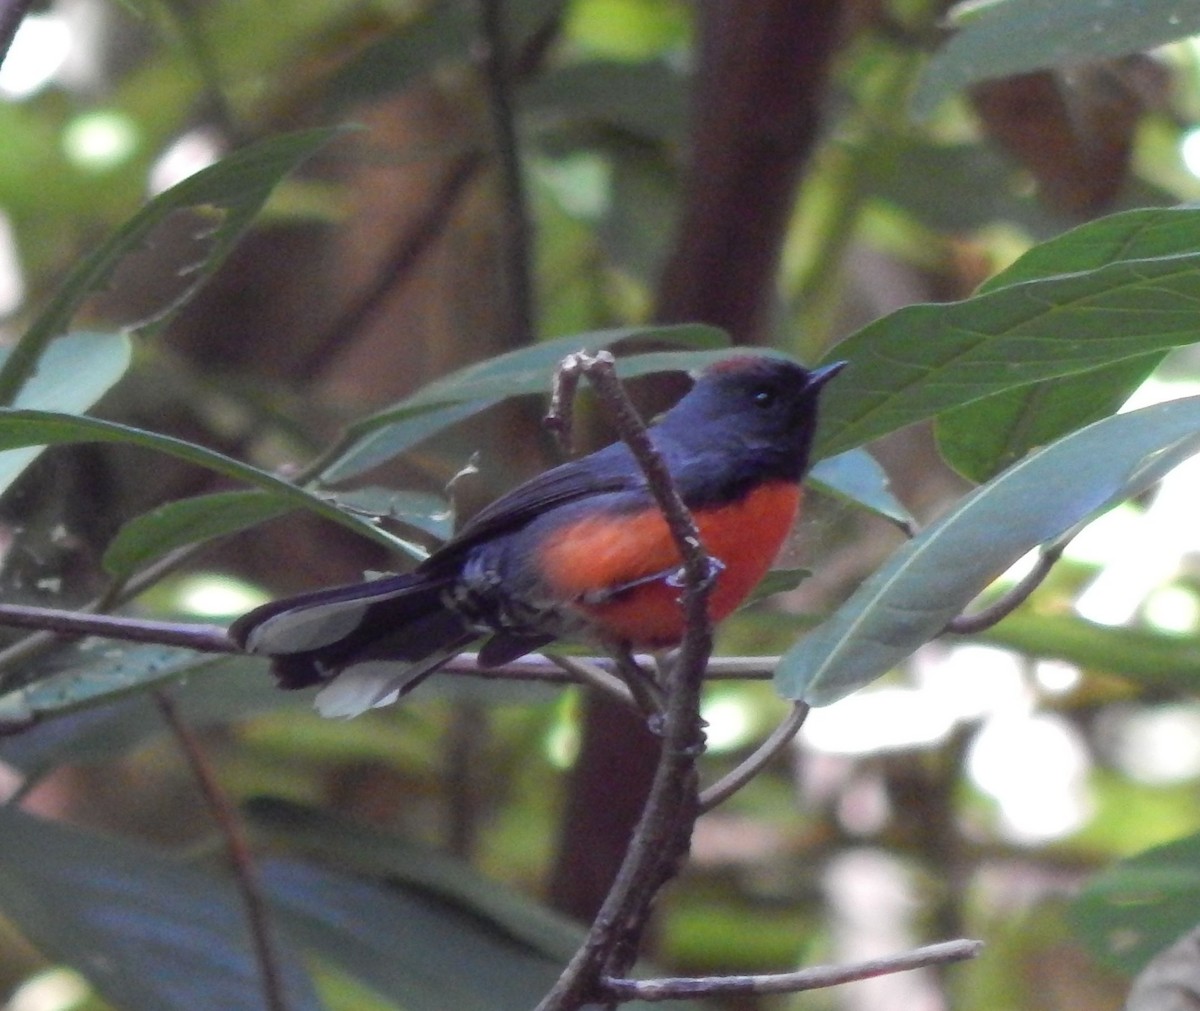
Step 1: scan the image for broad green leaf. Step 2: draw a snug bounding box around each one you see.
[937,206,1200,479]
[0,409,420,556]
[261,858,567,1011]
[250,801,684,1011]
[809,449,912,526]
[1070,833,1200,974]
[248,799,580,960]
[0,807,323,1011]
[913,0,1200,116]
[0,646,224,733]
[102,490,296,580]
[814,251,1200,459]
[936,355,1163,481]
[322,324,729,482]
[780,397,1200,705]
[979,206,1200,293]
[0,331,131,494]
[0,127,344,403]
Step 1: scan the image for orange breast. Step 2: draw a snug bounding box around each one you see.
[536,481,802,646]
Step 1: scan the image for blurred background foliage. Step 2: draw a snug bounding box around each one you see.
[2,0,1200,1009]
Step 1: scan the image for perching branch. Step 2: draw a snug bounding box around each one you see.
[535,349,716,1010]
[0,602,237,653]
[600,938,984,1001]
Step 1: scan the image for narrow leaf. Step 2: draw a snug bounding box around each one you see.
[0,409,420,556]
[0,647,224,733]
[0,127,344,403]
[780,397,1200,705]
[322,324,729,482]
[0,331,131,494]
[103,490,296,580]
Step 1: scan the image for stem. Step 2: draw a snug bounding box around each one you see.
[601,939,984,1001]
[155,692,290,1011]
[699,702,809,812]
[944,542,1065,635]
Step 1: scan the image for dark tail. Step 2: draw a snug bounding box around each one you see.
[229,572,473,692]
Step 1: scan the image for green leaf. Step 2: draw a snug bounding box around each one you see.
[813,251,1200,459]
[0,655,303,778]
[261,858,566,1011]
[0,127,344,403]
[0,646,224,733]
[936,206,1200,479]
[248,799,580,961]
[913,0,1200,116]
[321,324,729,482]
[809,449,912,526]
[0,331,131,495]
[979,206,1200,292]
[936,355,1164,481]
[1070,833,1200,974]
[779,396,1200,705]
[0,807,324,1011]
[102,490,296,580]
[0,408,421,557]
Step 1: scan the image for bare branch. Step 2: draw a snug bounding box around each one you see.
[0,602,237,652]
[699,701,809,812]
[548,654,637,708]
[601,939,984,1001]
[155,692,290,1011]
[535,350,715,1010]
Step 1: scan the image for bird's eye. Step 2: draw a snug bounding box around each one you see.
[752,387,776,407]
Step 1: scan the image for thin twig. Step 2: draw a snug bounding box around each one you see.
[698,702,809,812]
[944,542,1066,635]
[155,692,290,1011]
[477,0,536,342]
[0,602,236,652]
[548,654,637,708]
[601,939,984,1001]
[535,350,715,1010]
[0,0,35,71]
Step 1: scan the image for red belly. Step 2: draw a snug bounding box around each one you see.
[536,482,802,646]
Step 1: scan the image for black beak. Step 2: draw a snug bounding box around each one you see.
[807,360,848,391]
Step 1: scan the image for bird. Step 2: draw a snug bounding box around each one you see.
[229,354,845,717]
